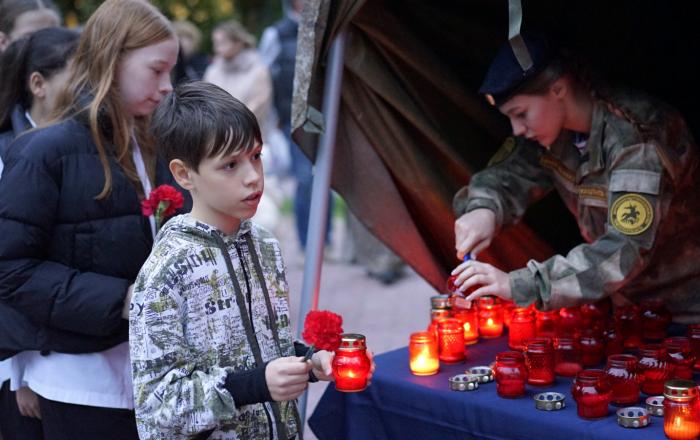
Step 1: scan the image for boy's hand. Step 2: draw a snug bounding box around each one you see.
[122,284,134,320]
[310,350,334,381]
[265,356,312,401]
[455,209,496,260]
[16,387,41,419]
[450,260,512,303]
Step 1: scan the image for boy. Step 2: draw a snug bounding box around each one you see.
[129,81,333,440]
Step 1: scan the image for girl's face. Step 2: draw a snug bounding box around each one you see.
[499,88,566,148]
[116,37,178,117]
[212,30,244,60]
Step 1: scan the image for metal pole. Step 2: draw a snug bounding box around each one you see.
[295,29,347,428]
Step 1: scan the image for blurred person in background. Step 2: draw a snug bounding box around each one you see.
[205,19,287,232]
[171,20,208,83]
[0,0,61,51]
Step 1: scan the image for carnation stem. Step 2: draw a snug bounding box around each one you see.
[303,345,315,361]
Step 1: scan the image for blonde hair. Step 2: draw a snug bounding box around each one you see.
[53,0,174,199]
[213,20,255,49]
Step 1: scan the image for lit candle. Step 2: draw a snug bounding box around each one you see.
[663,379,700,440]
[409,332,439,376]
[438,318,465,364]
[478,296,504,338]
[333,334,371,392]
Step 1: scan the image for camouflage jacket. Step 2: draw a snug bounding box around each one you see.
[129,214,300,439]
[454,90,700,322]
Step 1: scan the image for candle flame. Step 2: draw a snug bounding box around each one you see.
[464,322,471,332]
[487,318,494,326]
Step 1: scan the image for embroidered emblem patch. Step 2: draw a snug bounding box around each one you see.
[610,194,653,235]
[488,137,517,166]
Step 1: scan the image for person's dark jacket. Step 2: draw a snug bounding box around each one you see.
[0,114,190,360]
[0,104,32,163]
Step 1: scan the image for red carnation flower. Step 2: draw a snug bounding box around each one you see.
[302,310,344,352]
[141,184,184,231]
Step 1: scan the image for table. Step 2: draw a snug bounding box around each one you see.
[308,335,673,440]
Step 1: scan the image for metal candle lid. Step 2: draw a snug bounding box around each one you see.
[431,295,451,309]
[468,366,495,383]
[664,379,699,402]
[616,407,650,428]
[645,396,664,417]
[337,334,366,352]
[533,392,565,411]
[448,374,480,391]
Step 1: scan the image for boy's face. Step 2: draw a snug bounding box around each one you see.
[186,143,264,233]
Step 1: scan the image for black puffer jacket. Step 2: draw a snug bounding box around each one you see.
[0,115,189,360]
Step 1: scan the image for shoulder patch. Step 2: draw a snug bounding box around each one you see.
[488,137,517,166]
[610,193,653,235]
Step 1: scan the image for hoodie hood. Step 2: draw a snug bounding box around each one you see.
[156,214,252,246]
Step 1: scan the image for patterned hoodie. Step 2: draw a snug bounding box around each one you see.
[129,214,300,439]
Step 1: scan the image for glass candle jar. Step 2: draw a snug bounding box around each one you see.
[430,294,451,323]
[502,300,517,328]
[477,296,503,338]
[640,299,671,341]
[427,316,448,343]
[664,379,700,440]
[605,354,640,406]
[604,323,624,357]
[509,308,536,351]
[332,334,371,392]
[571,369,612,419]
[580,301,607,332]
[664,337,695,380]
[437,318,465,364]
[580,329,605,367]
[558,307,582,337]
[536,309,559,339]
[688,324,700,371]
[408,331,439,376]
[615,305,643,349]
[638,343,673,395]
[525,338,555,386]
[554,336,583,377]
[450,296,479,345]
[430,308,450,323]
[494,351,527,398]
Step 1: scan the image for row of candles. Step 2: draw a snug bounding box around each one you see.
[408,294,700,439]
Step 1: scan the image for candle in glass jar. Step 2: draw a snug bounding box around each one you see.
[571,369,612,419]
[332,334,371,392]
[478,296,503,338]
[494,351,527,398]
[509,308,536,351]
[664,337,695,380]
[438,318,465,364]
[664,380,700,440]
[408,331,439,376]
[451,296,479,345]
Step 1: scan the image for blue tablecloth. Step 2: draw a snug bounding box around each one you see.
[309,335,673,440]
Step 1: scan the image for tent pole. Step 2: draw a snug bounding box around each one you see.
[295,29,347,429]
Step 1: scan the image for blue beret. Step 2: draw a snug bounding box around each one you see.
[479,33,556,107]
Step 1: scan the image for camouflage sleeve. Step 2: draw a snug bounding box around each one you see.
[510,142,667,310]
[453,137,553,230]
[130,270,238,437]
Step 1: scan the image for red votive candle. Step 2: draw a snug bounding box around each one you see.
[333,334,371,392]
[525,338,555,386]
[438,318,465,364]
[558,307,582,337]
[477,296,503,338]
[502,300,517,328]
[664,380,700,440]
[495,351,527,398]
[450,296,479,345]
[605,354,640,406]
[638,343,673,395]
[554,336,583,377]
[408,331,439,376]
[688,324,700,371]
[509,307,536,351]
[580,329,605,367]
[580,301,607,332]
[615,305,643,349]
[572,369,612,419]
[640,299,671,341]
[604,323,624,357]
[536,309,559,339]
[664,337,695,380]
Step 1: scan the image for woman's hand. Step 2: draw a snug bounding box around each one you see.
[310,350,334,381]
[454,209,496,260]
[450,260,512,303]
[16,387,41,419]
[265,356,312,401]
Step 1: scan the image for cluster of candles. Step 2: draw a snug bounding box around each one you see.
[409,294,700,438]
